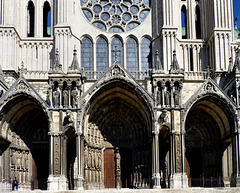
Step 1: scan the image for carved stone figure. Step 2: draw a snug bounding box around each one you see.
[71,87,78,108]
[53,89,60,107]
[62,89,69,108]
[115,148,121,189]
[156,86,162,106]
[173,87,180,106]
[165,90,171,106]
[63,110,74,127]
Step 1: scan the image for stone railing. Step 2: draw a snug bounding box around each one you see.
[184,71,208,81]
[83,69,152,80]
[179,40,206,72]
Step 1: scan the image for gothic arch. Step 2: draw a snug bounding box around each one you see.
[183,92,236,135]
[79,67,154,188]
[183,91,236,187]
[0,91,50,190]
[79,63,154,135]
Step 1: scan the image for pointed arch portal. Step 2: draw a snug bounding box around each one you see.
[0,94,49,190]
[185,95,235,187]
[83,80,153,189]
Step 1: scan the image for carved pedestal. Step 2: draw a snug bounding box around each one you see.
[47,175,68,190]
[170,173,188,189]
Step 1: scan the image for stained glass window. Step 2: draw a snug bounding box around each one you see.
[141,38,151,71]
[80,0,151,32]
[96,37,108,71]
[126,38,138,71]
[81,37,93,71]
[111,37,123,65]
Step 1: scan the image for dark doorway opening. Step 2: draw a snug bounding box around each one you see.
[120,148,133,188]
[186,149,202,187]
[66,127,76,190]
[31,144,49,190]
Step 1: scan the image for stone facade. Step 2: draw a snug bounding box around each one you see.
[0,0,240,191]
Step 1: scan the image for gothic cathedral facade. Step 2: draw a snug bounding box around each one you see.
[0,0,240,191]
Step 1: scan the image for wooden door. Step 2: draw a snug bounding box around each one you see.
[104,149,115,188]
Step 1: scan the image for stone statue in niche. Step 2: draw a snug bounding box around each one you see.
[53,89,60,107]
[156,86,162,106]
[84,146,88,169]
[165,90,171,106]
[115,147,121,189]
[173,86,180,106]
[62,89,69,108]
[71,87,78,108]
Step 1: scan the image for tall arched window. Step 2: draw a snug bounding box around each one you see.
[141,38,151,71]
[43,1,51,37]
[96,37,108,71]
[126,37,138,71]
[181,5,187,39]
[0,0,2,25]
[195,5,201,39]
[233,0,240,39]
[81,37,93,71]
[111,37,123,65]
[27,1,35,37]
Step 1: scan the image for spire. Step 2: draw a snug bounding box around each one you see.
[171,50,180,70]
[234,47,240,72]
[18,61,27,77]
[50,49,62,73]
[154,50,163,71]
[69,46,80,71]
[54,49,60,69]
[170,50,183,74]
[228,57,233,73]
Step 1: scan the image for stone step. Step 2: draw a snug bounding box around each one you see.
[3,188,240,193]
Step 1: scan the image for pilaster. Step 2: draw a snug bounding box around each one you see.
[169,109,188,189]
[76,132,84,190]
[152,111,161,189]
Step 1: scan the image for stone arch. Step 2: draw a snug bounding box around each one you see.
[0,91,50,190]
[79,73,154,189]
[183,92,236,187]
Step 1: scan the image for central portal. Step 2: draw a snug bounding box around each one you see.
[83,81,152,190]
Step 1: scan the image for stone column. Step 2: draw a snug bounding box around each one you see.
[152,121,161,189]
[76,132,84,190]
[47,133,68,190]
[236,127,240,186]
[169,110,188,188]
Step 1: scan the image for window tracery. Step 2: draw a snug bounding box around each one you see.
[80,0,150,32]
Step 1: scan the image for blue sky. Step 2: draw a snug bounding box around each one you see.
[233,0,240,29]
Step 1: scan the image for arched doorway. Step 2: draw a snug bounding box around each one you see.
[185,95,235,187]
[82,81,153,189]
[0,94,49,190]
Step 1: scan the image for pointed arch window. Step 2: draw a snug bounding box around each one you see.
[43,1,51,37]
[126,37,138,71]
[195,5,201,39]
[141,37,151,71]
[27,1,35,37]
[81,37,93,71]
[181,5,187,39]
[96,37,108,71]
[111,37,123,65]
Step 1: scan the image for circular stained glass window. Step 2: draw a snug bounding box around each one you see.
[80,0,151,32]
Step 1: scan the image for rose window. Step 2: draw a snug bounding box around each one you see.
[80,0,151,33]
